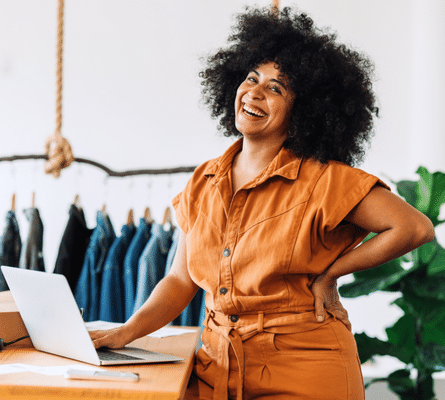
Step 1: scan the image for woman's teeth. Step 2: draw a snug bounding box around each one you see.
[243,104,266,117]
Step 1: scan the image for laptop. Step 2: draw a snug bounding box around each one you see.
[1,266,184,366]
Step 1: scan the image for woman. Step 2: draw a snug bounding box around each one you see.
[90,7,435,399]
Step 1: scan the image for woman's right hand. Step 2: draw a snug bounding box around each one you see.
[89,326,132,349]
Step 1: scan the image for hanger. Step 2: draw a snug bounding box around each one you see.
[144,206,153,224]
[11,193,16,212]
[162,206,173,231]
[127,209,134,226]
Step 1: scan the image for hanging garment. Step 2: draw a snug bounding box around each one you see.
[164,228,181,326]
[19,207,45,271]
[164,226,180,276]
[132,223,173,314]
[99,223,136,323]
[123,218,151,321]
[0,210,22,292]
[166,230,205,327]
[75,210,115,322]
[179,288,204,327]
[53,204,93,292]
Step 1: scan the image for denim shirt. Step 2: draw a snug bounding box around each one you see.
[0,211,22,292]
[19,207,45,272]
[179,287,205,327]
[54,205,93,292]
[163,228,205,327]
[123,218,151,321]
[164,228,181,325]
[75,211,115,322]
[164,227,180,276]
[133,223,173,314]
[99,223,136,323]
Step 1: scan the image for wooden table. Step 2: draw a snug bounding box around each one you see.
[0,291,200,400]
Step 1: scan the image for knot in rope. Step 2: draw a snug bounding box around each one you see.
[44,133,75,177]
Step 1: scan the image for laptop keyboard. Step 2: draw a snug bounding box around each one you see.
[96,349,144,361]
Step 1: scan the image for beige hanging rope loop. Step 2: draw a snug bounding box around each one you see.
[44,0,74,178]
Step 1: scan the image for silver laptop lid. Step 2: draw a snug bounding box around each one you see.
[1,266,100,365]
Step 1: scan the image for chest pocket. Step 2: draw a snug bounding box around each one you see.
[233,200,307,280]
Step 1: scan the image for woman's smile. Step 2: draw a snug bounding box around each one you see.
[242,103,267,118]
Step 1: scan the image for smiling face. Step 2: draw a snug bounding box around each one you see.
[235,61,295,141]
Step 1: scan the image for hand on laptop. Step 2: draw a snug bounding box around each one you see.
[89,327,131,349]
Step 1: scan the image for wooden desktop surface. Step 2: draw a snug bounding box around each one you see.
[0,291,200,400]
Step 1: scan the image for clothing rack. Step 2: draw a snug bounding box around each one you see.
[0,154,197,177]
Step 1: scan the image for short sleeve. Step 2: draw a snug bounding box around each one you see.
[308,161,391,256]
[171,161,212,235]
[172,186,190,234]
[314,161,390,231]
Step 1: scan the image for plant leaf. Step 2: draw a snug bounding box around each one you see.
[415,167,445,226]
[403,272,445,302]
[417,238,439,265]
[391,292,445,347]
[354,332,410,365]
[386,369,417,397]
[418,343,445,372]
[397,180,417,207]
[385,314,416,364]
[339,259,409,298]
[426,240,445,275]
[392,292,445,324]
[424,319,445,347]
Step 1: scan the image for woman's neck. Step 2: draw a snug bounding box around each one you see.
[234,136,285,175]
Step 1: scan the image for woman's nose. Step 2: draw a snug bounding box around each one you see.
[246,84,265,100]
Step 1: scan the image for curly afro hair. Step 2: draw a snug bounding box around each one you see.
[199,6,378,166]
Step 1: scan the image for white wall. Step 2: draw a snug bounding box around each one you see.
[1,0,444,390]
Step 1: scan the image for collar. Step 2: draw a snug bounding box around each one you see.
[203,138,302,187]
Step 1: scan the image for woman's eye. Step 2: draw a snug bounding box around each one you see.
[247,76,257,83]
[271,86,282,94]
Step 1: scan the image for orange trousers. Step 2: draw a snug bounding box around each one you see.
[185,310,365,400]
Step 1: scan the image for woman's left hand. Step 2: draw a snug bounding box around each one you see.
[310,272,351,331]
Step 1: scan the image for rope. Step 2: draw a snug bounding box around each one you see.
[45,0,74,178]
[55,0,64,136]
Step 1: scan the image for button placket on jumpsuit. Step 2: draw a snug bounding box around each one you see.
[210,171,285,400]
[217,178,248,316]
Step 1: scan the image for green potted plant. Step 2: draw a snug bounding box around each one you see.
[339,166,445,399]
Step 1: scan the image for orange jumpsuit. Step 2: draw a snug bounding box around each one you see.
[172,138,389,400]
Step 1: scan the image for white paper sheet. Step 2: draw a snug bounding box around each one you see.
[85,321,196,338]
[0,363,103,376]
[147,326,196,338]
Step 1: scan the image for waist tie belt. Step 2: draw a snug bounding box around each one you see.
[203,309,336,400]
